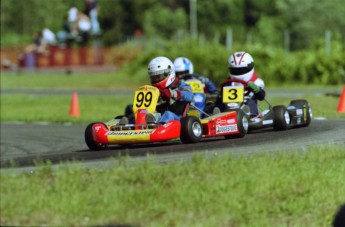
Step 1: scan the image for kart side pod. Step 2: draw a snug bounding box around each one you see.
[85,116,204,150]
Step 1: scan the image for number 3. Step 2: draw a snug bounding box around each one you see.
[227,89,238,100]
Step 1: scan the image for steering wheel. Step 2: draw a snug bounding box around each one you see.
[221,78,251,96]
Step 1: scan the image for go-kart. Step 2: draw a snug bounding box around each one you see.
[184,78,219,118]
[85,85,249,151]
[219,78,312,131]
[184,78,207,118]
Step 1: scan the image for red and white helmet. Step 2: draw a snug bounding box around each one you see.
[228,51,254,82]
[148,56,176,89]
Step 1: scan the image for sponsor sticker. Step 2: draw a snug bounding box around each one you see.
[296,109,303,115]
[262,120,273,125]
[227,119,235,124]
[216,124,237,134]
[216,119,227,125]
[107,130,153,136]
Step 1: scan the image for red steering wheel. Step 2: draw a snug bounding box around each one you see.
[221,78,251,96]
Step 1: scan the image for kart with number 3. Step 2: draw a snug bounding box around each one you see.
[219,78,312,131]
[85,85,249,151]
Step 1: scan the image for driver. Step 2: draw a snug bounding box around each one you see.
[173,57,218,94]
[173,57,218,118]
[149,56,193,123]
[222,51,265,117]
[120,56,193,124]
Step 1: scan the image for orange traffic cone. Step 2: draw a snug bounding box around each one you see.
[337,86,345,113]
[69,92,80,117]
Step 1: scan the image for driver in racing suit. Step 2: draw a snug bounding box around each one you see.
[121,56,193,124]
[218,51,265,118]
[173,57,218,117]
[173,57,218,94]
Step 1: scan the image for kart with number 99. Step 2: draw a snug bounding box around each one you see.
[85,85,249,151]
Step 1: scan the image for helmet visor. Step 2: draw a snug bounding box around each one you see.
[229,63,254,76]
[176,70,189,78]
[149,68,170,84]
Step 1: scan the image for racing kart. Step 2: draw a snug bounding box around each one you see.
[218,78,312,131]
[85,85,249,151]
[184,78,219,118]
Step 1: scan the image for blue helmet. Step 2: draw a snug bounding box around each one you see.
[173,57,194,76]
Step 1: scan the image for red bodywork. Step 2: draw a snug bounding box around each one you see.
[91,108,240,145]
[201,111,239,137]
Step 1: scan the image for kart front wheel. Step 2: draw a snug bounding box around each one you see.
[85,123,108,151]
[180,116,203,144]
[273,106,290,130]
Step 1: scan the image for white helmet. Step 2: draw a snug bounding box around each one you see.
[173,57,194,77]
[148,56,176,89]
[228,51,254,82]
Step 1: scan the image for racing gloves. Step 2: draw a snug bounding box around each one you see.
[248,82,260,93]
[160,88,181,101]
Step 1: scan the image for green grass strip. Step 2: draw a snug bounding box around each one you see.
[1,145,344,226]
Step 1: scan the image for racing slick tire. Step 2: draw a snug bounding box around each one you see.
[180,116,203,144]
[289,99,312,126]
[224,109,248,139]
[85,122,108,151]
[273,105,290,131]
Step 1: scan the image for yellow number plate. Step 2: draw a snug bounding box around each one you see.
[133,85,160,115]
[222,86,244,103]
[186,80,204,93]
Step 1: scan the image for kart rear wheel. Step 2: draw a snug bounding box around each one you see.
[289,99,312,126]
[273,106,290,130]
[224,109,248,139]
[180,116,203,144]
[85,122,108,151]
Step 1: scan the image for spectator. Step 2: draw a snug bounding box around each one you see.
[20,28,55,68]
[24,31,42,54]
[76,11,91,45]
[24,28,55,55]
[68,5,79,35]
[84,0,100,34]
[57,14,74,47]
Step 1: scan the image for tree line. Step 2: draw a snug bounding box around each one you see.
[1,0,344,50]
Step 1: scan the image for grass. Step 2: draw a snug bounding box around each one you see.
[0,71,147,90]
[1,71,344,226]
[1,145,344,226]
[1,90,343,123]
[1,72,344,123]
[0,94,132,123]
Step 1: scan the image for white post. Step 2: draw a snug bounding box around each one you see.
[284,30,290,54]
[214,31,220,43]
[190,0,198,39]
[246,31,252,44]
[325,30,331,55]
[226,27,232,52]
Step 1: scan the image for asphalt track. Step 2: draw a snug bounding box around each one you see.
[1,118,344,172]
